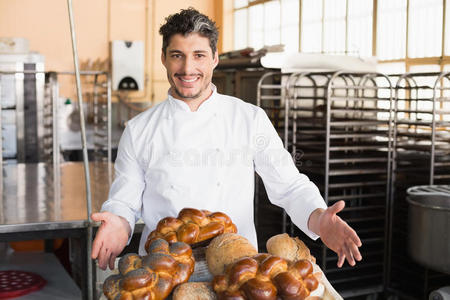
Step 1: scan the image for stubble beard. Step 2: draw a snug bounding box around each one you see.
[170,74,211,101]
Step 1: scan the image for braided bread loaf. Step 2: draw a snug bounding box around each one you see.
[212,253,319,300]
[103,238,195,300]
[145,208,237,252]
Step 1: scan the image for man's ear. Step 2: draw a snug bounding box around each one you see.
[212,50,219,69]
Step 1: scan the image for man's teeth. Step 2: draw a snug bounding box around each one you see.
[180,78,197,82]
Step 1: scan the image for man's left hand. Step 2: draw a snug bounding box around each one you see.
[309,200,362,267]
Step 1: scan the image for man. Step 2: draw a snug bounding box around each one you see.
[92,8,362,271]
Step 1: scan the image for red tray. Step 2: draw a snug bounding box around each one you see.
[0,270,46,299]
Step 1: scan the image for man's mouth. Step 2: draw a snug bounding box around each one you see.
[180,77,198,83]
[175,74,202,84]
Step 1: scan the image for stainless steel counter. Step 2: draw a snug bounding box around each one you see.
[0,252,81,299]
[1,162,112,234]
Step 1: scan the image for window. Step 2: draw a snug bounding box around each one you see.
[301,0,322,53]
[232,0,450,71]
[300,0,373,55]
[233,0,299,51]
[408,0,443,58]
[323,0,346,54]
[348,0,373,56]
[281,0,300,51]
[377,0,407,60]
[446,0,450,55]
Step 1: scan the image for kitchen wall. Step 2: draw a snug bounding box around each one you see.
[0,0,231,105]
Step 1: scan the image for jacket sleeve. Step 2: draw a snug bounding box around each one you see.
[101,124,145,243]
[253,107,327,240]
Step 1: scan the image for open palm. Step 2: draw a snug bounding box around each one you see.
[318,201,362,267]
[91,212,130,270]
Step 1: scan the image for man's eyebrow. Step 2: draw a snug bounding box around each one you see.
[168,50,183,54]
[167,49,209,54]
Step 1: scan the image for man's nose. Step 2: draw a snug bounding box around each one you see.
[181,56,195,74]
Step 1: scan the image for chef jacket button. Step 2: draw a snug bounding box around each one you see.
[216,148,220,152]
[216,182,221,187]
[170,185,174,189]
[213,113,217,117]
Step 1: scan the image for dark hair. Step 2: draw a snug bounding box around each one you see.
[159,7,219,55]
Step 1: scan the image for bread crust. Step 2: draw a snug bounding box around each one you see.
[266,233,316,263]
[212,254,319,300]
[103,239,195,300]
[172,282,217,300]
[206,233,258,276]
[145,208,237,252]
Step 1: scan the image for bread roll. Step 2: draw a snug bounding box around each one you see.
[212,254,320,300]
[145,208,237,252]
[206,233,258,276]
[103,239,195,300]
[266,233,316,263]
[172,282,217,300]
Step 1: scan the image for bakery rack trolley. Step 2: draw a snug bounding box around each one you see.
[387,72,450,300]
[56,70,113,208]
[0,68,61,236]
[255,71,291,251]
[0,68,91,299]
[285,71,393,298]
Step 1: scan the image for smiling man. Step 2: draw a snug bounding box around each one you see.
[91,8,362,271]
[162,34,218,109]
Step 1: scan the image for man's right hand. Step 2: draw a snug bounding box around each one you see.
[91,212,131,270]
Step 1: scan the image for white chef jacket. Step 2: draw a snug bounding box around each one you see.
[101,86,327,255]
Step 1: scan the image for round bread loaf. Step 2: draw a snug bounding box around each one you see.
[205,233,258,276]
[172,282,217,300]
[266,233,316,263]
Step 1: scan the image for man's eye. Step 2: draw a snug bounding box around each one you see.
[171,54,182,58]
[195,54,205,58]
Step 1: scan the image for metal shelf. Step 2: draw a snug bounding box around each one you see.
[282,71,392,298]
[388,72,450,300]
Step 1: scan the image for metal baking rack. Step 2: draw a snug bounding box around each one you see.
[57,71,113,210]
[0,69,61,200]
[387,72,450,300]
[0,69,113,300]
[255,71,290,251]
[284,71,393,298]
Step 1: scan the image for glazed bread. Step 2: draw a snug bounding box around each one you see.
[103,238,195,300]
[145,208,237,252]
[212,253,319,300]
[266,234,316,264]
[172,282,217,300]
[206,233,258,276]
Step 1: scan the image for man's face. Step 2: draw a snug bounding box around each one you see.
[161,33,219,102]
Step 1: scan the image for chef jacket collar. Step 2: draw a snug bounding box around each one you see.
[167,84,220,115]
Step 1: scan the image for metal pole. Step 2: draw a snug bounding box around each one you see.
[0,82,2,196]
[67,1,93,299]
[50,72,61,215]
[107,74,112,184]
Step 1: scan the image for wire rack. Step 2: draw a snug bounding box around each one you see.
[283,71,393,298]
[255,71,290,251]
[387,72,450,300]
[90,73,113,211]
[56,71,113,212]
